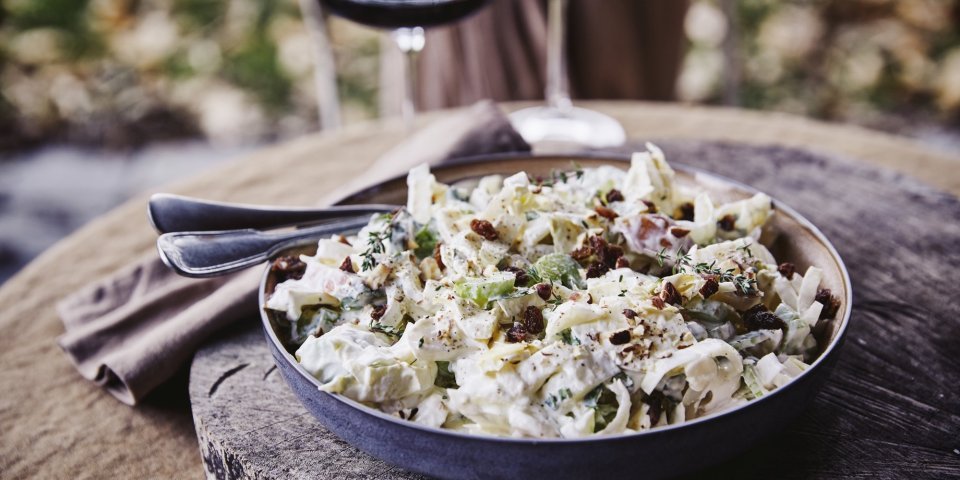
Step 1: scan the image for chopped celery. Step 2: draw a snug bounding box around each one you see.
[453,272,516,307]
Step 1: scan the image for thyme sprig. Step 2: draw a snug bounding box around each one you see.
[360,212,397,271]
[659,246,759,295]
[529,162,585,187]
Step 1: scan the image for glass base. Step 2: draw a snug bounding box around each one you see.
[509,105,626,148]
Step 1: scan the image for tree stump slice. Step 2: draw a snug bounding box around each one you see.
[190,140,960,479]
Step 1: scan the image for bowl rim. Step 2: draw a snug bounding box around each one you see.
[258,152,853,444]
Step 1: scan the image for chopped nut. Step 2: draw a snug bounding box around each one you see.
[336,235,352,246]
[506,323,527,343]
[595,205,618,220]
[669,227,690,238]
[699,278,719,298]
[778,262,796,279]
[272,256,306,281]
[419,257,442,281]
[605,189,625,203]
[570,245,593,261]
[433,243,445,270]
[718,214,736,231]
[535,283,552,300]
[815,288,841,320]
[523,306,544,334]
[622,309,638,319]
[470,219,499,241]
[642,200,658,213]
[339,256,355,273]
[678,203,695,221]
[659,282,682,305]
[651,297,666,310]
[609,330,631,345]
[370,305,387,321]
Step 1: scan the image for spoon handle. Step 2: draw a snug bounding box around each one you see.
[156,217,371,278]
[148,193,398,233]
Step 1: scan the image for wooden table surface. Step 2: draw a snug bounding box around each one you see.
[1,101,957,479]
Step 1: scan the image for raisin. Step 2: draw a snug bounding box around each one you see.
[506,323,527,343]
[642,200,658,213]
[646,390,664,425]
[595,205,618,220]
[588,235,608,253]
[669,227,690,238]
[272,256,306,281]
[502,266,529,287]
[470,219,499,241]
[609,330,631,345]
[699,278,719,298]
[523,306,544,334]
[339,256,355,273]
[778,262,796,279]
[718,214,736,231]
[622,309,638,319]
[586,262,608,279]
[815,289,841,320]
[603,245,624,268]
[659,282,682,305]
[535,283,552,301]
[571,245,593,261]
[678,202,695,221]
[605,189,625,203]
[615,257,630,269]
[742,304,785,331]
[370,305,387,321]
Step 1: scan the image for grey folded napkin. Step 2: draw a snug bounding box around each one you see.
[57,101,530,405]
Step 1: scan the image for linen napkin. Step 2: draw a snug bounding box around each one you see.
[57,101,530,405]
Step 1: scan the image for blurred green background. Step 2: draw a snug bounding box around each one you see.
[1,0,959,152]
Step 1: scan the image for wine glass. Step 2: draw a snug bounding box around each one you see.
[318,0,490,125]
[509,0,626,147]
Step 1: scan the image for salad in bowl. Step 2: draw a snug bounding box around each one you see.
[263,143,842,439]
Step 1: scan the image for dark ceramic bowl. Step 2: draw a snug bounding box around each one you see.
[259,155,852,480]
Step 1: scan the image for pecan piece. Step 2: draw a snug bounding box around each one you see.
[642,200,658,213]
[651,297,666,310]
[669,227,690,238]
[470,219,499,241]
[370,305,387,321]
[659,282,682,305]
[339,256,355,273]
[605,189,625,203]
[272,255,306,281]
[699,278,719,298]
[778,262,796,279]
[433,243,445,270]
[595,205,618,220]
[677,202,695,221]
[523,306,544,334]
[609,330,631,345]
[622,308,638,319]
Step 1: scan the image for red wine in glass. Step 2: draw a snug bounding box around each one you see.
[320,0,489,29]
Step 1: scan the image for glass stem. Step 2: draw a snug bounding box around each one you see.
[545,0,572,111]
[391,27,425,127]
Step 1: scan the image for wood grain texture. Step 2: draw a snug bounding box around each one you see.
[190,140,960,479]
[2,102,956,480]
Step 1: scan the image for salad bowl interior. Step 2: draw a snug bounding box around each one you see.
[259,154,851,480]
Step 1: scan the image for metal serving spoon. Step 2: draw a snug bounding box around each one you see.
[148,193,397,233]
[156,216,377,278]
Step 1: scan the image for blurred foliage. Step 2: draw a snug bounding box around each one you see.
[0,0,381,150]
[681,0,960,134]
[1,0,958,152]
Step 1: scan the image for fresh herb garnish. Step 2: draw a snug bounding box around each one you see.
[544,387,573,410]
[360,214,397,271]
[559,328,580,345]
